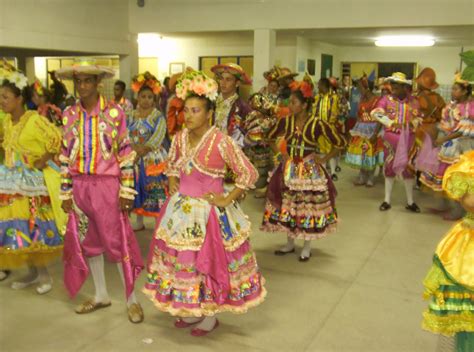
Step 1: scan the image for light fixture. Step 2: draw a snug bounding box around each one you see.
[375,35,435,47]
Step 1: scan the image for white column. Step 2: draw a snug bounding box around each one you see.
[119,33,139,99]
[25,57,36,82]
[253,29,276,93]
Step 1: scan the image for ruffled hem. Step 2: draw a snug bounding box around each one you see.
[345,153,384,171]
[142,285,267,317]
[420,172,444,192]
[0,244,63,269]
[0,165,48,197]
[261,222,337,240]
[422,311,474,336]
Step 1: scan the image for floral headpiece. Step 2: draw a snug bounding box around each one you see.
[289,80,314,99]
[454,72,471,87]
[0,59,29,90]
[175,70,218,102]
[32,79,45,96]
[132,71,162,94]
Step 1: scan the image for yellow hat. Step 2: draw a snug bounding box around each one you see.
[385,72,412,85]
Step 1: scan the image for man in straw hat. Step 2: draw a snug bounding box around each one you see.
[371,72,423,213]
[56,58,144,323]
[211,62,252,147]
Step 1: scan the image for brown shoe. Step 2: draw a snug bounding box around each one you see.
[128,303,144,324]
[75,300,112,314]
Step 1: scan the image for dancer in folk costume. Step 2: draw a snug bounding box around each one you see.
[144,70,266,336]
[0,62,66,294]
[345,76,384,187]
[128,72,168,230]
[422,151,474,352]
[262,79,345,261]
[57,59,144,323]
[371,72,423,213]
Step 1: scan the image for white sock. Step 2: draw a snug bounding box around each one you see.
[357,170,367,183]
[15,266,38,284]
[11,266,39,289]
[88,255,110,303]
[37,266,52,285]
[279,237,295,252]
[195,316,217,331]
[329,158,337,174]
[117,264,138,307]
[366,170,375,184]
[301,240,312,258]
[133,215,144,230]
[182,317,203,324]
[384,177,395,204]
[36,266,52,294]
[404,178,415,205]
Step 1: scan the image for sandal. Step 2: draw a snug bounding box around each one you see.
[406,203,421,213]
[75,300,112,314]
[128,303,144,324]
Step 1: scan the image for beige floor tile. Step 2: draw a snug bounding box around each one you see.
[304,283,438,352]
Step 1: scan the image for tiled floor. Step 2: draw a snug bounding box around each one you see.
[0,168,452,351]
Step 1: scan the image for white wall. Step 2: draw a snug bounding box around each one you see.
[337,45,474,85]
[0,0,131,54]
[138,33,300,84]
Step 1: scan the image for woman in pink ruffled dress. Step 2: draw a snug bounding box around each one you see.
[143,71,266,336]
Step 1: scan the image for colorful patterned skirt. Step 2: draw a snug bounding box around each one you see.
[421,137,474,192]
[143,170,266,317]
[422,216,474,351]
[133,151,168,217]
[345,122,384,171]
[0,162,64,269]
[261,155,338,240]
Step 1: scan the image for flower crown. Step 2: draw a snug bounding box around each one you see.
[0,59,29,90]
[289,80,314,99]
[175,70,218,102]
[132,71,162,94]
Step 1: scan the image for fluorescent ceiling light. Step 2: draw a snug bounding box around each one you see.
[375,36,435,47]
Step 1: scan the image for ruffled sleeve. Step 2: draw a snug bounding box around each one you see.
[165,131,182,177]
[453,102,474,137]
[268,116,289,140]
[442,151,474,200]
[218,135,258,190]
[33,114,62,154]
[303,117,346,149]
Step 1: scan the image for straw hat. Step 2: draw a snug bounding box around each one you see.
[55,58,115,80]
[385,72,412,85]
[211,63,252,85]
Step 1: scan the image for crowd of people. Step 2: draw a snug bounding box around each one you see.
[0,54,472,348]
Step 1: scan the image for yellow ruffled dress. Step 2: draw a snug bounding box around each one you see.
[0,110,66,268]
[422,151,474,351]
